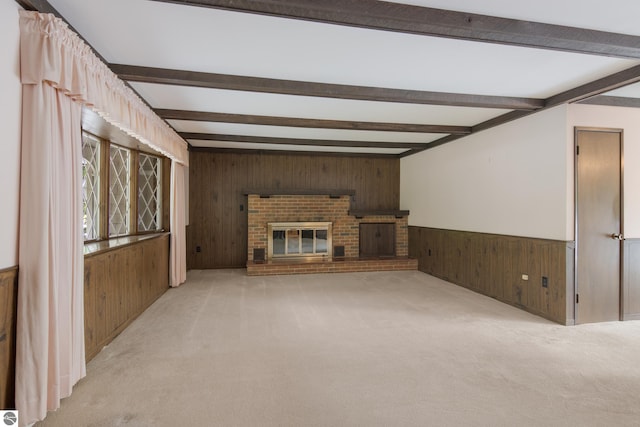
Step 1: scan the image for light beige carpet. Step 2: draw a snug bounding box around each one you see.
[38,269,640,426]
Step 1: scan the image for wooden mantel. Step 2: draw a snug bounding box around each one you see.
[242,189,356,198]
[349,210,410,218]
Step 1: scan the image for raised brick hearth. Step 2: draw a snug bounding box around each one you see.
[246,192,417,276]
[246,257,418,276]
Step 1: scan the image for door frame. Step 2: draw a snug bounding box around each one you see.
[574,127,624,323]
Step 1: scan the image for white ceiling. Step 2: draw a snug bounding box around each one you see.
[47,0,636,94]
[40,0,640,156]
[608,82,640,98]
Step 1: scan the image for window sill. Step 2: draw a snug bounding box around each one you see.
[84,232,169,257]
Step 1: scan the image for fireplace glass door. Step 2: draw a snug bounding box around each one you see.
[287,229,300,254]
[268,222,332,259]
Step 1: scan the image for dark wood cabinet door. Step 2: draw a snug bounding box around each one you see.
[360,223,395,257]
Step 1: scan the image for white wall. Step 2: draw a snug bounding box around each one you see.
[0,1,22,268]
[568,104,640,238]
[401,105,572,241]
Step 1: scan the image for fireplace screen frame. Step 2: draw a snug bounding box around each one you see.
[267,222,333,260]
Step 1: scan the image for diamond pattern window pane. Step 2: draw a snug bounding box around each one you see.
[138,154,161,232]
[109,145,130,237]
[82,133,100,241]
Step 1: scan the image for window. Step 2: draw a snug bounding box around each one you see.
[81,130,166,242]
[138,153,162,232]
[82,133,101,241]
[109,145,131,237]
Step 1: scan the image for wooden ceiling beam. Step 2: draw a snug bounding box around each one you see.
[111,64,542,110]
[150,0,640,59]
[546,64,640,106]
[578,96,640,109]
[158,110,471,134]
[189,146,403,158]
[180,132,429,149]
[471,111,534,134]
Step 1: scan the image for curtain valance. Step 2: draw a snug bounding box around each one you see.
[19,10,189,166]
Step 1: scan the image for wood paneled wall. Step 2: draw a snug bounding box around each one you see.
[623,239,640,321]
[84,234,169,361]
[0,235,169,407]
[0,266,17,409]
[188,152,400,269]
[409,227,574,324]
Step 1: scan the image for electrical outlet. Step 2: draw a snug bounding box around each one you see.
[542,276,548,288]
[196,246,201,253]
[522,274,529,281]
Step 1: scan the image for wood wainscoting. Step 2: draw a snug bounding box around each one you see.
[0,266,18,409]
[623,238,640,321]
[84,234,169,361]
[409,227,574,325]
[0,235,169,407]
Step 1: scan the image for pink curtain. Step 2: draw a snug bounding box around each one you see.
[17,82,86,425]
[19,11,189,166]
[17,10,189,425]
[170,162,188,287]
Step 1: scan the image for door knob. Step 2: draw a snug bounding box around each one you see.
[611,233,624,240]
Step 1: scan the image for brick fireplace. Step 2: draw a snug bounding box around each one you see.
[245,191,417,276]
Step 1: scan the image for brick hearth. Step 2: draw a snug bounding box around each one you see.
[246,257,418,276]
[245,192,416,276]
